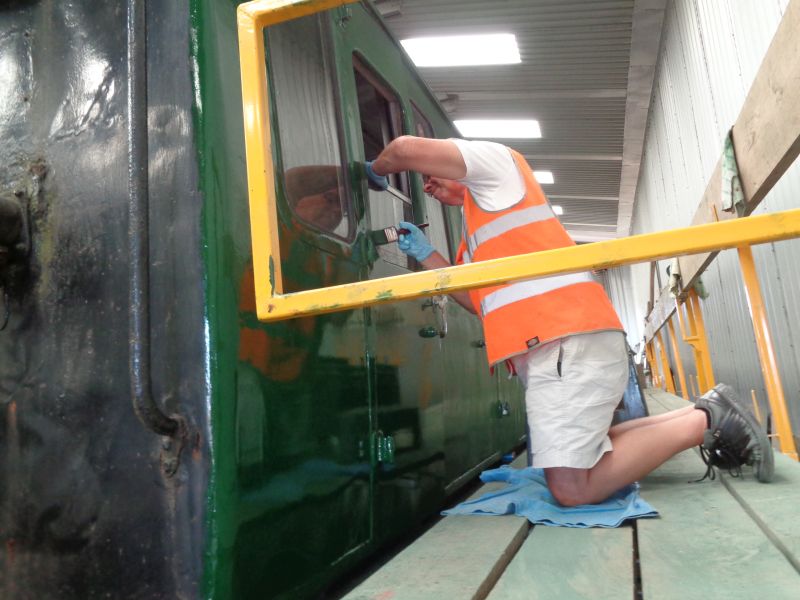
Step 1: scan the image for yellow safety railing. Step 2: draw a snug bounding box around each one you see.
[665,317,688,400]
[675,288,715,395]
[737,245,798,460]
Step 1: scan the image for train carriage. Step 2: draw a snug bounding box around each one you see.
[0,1,525,598]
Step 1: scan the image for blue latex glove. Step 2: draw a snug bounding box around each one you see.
[365,161,389,191]
[397,221,434,261]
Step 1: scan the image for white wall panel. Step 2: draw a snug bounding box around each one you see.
[615,0,800,438]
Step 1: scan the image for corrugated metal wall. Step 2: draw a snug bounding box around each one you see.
[607,0,800,441]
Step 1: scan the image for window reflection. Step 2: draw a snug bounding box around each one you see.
[267,15,351,238]
[284,165,345,234]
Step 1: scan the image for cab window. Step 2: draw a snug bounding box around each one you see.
[267,14,352,239]
[411,103,455,263]
[354,58,415,269]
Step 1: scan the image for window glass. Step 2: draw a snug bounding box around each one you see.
[354,63,413,269]
[267,15,351,238]
[411,104,454,263]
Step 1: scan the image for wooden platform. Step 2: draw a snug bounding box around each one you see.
[343,388,800,599]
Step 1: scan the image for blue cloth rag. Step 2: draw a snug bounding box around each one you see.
[442,466,658,528]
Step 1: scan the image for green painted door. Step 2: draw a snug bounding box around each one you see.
[406,106,502,487]
[226,15,373,598]
[350,57,446,537]
[496,361,527,455]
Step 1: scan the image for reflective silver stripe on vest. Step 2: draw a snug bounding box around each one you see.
[480,272,593,316]
[461,207,471,263]
[467,204,556,255]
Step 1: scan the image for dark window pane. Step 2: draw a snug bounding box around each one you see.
[268,15,351,238]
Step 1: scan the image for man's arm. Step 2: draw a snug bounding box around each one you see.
[418,251,476,314]
[371,140,476,314]
[394,221,475,314]
[371,136,467,179]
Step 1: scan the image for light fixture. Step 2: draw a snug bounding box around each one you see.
[534,170,554,184]
[551,204,564,215]
[400,33,521,67]
[454,119,541,139]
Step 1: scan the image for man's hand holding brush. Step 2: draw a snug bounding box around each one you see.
[397,221,434,261]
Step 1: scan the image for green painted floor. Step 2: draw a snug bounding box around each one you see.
[635,389,800,600]
[343,389,800,599]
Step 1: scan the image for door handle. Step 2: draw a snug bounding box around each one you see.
[421,295,448,338]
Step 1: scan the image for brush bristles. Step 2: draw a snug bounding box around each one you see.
[383,227,399,242]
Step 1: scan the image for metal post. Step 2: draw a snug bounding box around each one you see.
[656,330,676,394]
[646,341,660,388]
[750,390,764,426]
[688,288,715,393]
[737,245,798,460]
[666,317,689,400]
[677,291,715,394]
[675,298,703,392]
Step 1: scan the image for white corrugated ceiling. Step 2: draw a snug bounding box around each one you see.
[375,0,666,241]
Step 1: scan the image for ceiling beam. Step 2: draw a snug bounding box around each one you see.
[549,194,619,202]
[566,229,619,243]
[616,0,668,237]
[524,153,623,162]
[437,89,626,102]
[373,0,403,19]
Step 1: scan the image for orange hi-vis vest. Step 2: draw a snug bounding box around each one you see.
[456,149,624,366]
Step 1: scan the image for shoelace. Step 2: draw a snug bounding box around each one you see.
[693,446,717,482]
[692,440,744,483]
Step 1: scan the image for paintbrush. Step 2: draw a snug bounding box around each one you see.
[370,223,429,245]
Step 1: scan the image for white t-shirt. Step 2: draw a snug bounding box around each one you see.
[450,138,526,211]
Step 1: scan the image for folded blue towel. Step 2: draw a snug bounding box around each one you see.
[442,466,658,528]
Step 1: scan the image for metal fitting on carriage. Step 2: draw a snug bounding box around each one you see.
[0,190,30,294]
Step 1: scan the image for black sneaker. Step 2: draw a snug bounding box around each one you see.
[694,383,774,483]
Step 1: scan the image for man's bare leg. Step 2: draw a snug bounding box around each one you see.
[609,405,695,437]
[545,408,706,506]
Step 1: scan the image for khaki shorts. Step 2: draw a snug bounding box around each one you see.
[511,331,629,469]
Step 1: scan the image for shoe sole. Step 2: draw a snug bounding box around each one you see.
[712,383,774,483]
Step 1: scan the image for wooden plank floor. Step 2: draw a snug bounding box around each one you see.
[646,389,800,562]
[486,526,633,599]
[343,455,530,600]
[341,389,800,599]
[639,389,800,599]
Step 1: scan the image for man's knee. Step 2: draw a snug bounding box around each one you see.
[545,468,590,507]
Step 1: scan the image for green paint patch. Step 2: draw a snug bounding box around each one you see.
[269,256,276,295]
[306,303,343,312]
[376,290,394,300]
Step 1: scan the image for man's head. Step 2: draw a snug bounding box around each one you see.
[422,175,466,206]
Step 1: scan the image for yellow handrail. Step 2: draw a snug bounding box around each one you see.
[248,209,800,320]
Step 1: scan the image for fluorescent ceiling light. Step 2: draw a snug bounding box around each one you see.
[454,119,541,139]
[534,170,554,184]
[401,33,521,67]
[551,204,564,215]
